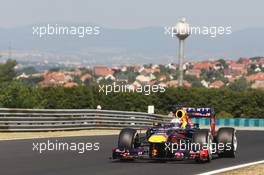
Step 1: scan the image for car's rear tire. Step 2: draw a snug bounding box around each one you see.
[217,127,237,158]
[118,128,140,149]
[192,129,213,163]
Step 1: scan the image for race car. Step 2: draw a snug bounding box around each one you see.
[112,106,237,163]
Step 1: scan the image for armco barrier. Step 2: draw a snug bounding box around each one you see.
[0,108,263,131]
[0,108,170,131]
[192,118,264,127]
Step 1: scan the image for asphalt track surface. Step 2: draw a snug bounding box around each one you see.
[0,131,263,175]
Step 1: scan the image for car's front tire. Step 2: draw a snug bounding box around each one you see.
[118,128,140,149]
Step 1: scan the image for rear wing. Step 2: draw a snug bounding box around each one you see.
[174,106,216,136]
[181,107,214,118]
[173,105,214,117]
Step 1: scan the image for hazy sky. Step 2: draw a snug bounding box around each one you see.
[0,0,263,30]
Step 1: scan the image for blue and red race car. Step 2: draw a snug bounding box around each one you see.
[112,106,237,163]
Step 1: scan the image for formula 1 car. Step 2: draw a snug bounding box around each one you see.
[112,106,237,163]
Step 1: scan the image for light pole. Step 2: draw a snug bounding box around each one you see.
[173,17,190,87]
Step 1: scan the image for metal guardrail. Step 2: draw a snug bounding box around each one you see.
[0,108,263,132]
[0,108,170,131]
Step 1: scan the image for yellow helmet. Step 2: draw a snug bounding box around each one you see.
[175,109,186,119]
[175,109,188,128]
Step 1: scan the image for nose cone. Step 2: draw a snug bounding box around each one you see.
[148,135,167,143]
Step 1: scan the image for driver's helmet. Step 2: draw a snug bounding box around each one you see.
[175,109,187,119]
[175,109,189,129]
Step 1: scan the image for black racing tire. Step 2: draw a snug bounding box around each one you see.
[217,127,237,158]
[118,128,140,149]
[192,129,213,163]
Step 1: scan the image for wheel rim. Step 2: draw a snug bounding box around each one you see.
[233,134,237,151]
[207,134,213,160]
[207,134,212,161]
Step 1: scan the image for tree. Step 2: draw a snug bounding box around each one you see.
[228,77,250,91]
[0,81,35,108]
[21,76,44,85]
[0,59,17,82]
[49,67,61,72]
[218,59,228,69]
[17,66,38,74]
[184,75,202,87]
[200,68,228,83]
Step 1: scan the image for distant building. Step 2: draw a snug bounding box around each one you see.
[64,82,78,88]
[139,68,152,75]
[185,69,201,78]
[246,72,264,81]
[166,80,191,88]
[165,63,177,70]
[16,73,29,79]
[159,74,167,81]
[192,62,212,70]
[258,57,264,64]
[229,63,247,75]
[224,69,242,82]
[251,80,264,89]
[94,66,114,77]
[74,69,83,76]
[201,80,209,88]
[40,72,66,87]
[136,75,151,84]
[213,61,223,70]
[80,74,92,82]
[209,80,225,88]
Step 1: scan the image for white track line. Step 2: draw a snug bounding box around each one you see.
[199,160,264,175]
[0,133,118,141]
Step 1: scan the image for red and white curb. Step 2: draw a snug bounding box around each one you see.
[199,160,264,175]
